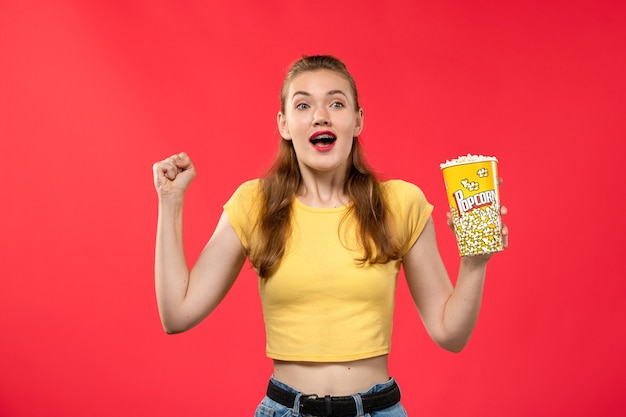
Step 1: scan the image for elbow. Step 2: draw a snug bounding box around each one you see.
[159,316,192,335]
[158,303,209,334]
[433,333,470,353]
[162,325,185,335]
[440,342,466,354]
[158,304,197,334]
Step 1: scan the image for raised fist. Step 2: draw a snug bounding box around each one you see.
[152,152,197,199]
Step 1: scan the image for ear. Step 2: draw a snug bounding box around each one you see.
[277,111,292,140]
[353,108,364,136]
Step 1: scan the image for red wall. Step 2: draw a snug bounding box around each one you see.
[1,1,625,416]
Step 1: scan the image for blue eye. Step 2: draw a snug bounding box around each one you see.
[296,103,309,110]
[331,102,344,108]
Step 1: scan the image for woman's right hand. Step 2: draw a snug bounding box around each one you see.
[152,152,196,199]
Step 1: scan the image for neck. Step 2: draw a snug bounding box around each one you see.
[297,167,348,209]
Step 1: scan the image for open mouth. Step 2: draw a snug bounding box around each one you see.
[309,131,337,146]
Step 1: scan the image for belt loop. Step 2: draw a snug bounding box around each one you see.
[351,393,364,416]
[325,395,332,416]
[292,393,302,417]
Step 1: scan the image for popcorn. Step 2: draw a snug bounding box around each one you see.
[441,154,503,257]
[439,153,498,169]
[450,202,502,256]
[461,178,480,192]
[476,168,489,178]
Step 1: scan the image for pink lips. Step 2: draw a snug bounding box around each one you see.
[309,131,337,152]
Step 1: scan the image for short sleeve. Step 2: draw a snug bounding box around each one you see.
[223,179,262,252]
[383,180,434,256]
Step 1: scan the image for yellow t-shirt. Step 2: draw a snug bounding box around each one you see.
[223,179,433,362]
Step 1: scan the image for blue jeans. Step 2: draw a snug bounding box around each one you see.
[254,376,408,417]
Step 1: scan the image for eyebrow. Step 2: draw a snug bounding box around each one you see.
[291,90,349,100]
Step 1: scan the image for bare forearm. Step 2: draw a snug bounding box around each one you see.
[155,197,191,330]
[439,258,488,352]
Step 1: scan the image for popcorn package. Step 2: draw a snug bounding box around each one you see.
[440,154,503,257]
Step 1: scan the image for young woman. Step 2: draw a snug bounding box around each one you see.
[152,55,508,417]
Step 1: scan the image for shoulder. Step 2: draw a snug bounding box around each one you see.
[381,180,434,254]
[381,179,429,205]
[381,179,434,227]
[233,178,262,194]
[228,179,262,201]
[224,179,263,213]
[223,179,263,248]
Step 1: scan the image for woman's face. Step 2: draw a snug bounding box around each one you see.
[278,70,363,175]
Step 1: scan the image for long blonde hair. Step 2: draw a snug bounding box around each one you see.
[250,55,402,278]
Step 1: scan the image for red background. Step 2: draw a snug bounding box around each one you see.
[1,1,625,416]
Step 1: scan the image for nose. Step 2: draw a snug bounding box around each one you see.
[312,107,330,126]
